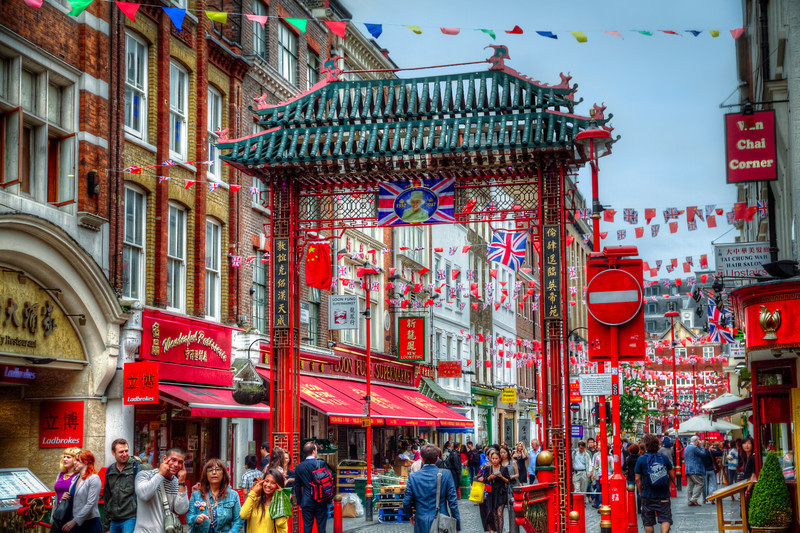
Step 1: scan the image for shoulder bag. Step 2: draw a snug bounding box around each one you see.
[158,483,182,533]
[51,476,78,530]
[429,470,458,533]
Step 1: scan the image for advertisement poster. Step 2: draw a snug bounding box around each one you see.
[397,317,425,361]
[377,179,455,226]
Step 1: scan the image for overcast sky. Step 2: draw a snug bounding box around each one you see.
[341,0,744,277]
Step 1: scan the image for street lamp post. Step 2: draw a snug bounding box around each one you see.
[357,263,381,522]
[665,307,681,489]
[574,115,614,515]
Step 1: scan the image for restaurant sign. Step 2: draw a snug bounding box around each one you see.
[725,110,777,183]
[140,309,233,371]
[397,316,425,361]
[39,400,84,448]
[438,361,462,378]
[1,365,36,385]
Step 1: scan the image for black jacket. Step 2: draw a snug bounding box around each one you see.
[467,449,481,467]
[293,457,333,508]
[101,459,141,530]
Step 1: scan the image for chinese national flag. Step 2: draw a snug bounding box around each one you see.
[305,242,332,290]
[707,215,717,228]
[635,227,644,238]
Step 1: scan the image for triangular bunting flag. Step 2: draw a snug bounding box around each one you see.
[364,23,382,39]
[23,0,43,7]
[286,18,307,32]
[246,14,267,27]
[570,31,588,42]
[163,7,187,32]
[505,25,523,34]
[325,20,346,38]
[404,25,422,35]
[536,31,557,39]
[709,30,720,37]
[206,11,227,23]
[115,1,139,21]
[604,31,622,38]
[478,29,496,39]
[440,27,460,35]
[730,27,746,39]
[68,0,93,17]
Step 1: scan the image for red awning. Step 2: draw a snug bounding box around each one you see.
[159,385,270,419]
[382,386,474,427]
[298,376,385,425]
[331,380,436,426]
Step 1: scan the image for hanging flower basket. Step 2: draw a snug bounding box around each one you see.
[232,357,267,405]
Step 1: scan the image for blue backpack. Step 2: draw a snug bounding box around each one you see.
[645,453,669,487]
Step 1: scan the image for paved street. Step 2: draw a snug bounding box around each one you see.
[331,488,737,532]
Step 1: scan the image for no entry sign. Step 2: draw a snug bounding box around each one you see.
[586,269,643,326]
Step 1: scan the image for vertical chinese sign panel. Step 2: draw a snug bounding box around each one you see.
[397,317,425,361]
[123,361,159,404]
[542,225,562,320]
[40,400,84,448]
[273,238,290,328]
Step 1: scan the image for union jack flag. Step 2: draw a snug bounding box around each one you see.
[617,230,626,240]
[662,279,671,287]
[663,207,680,222]
[709,322,735,344]
[338,266,348,277]
[757,200,769,217]
[651,225,660,237]
[623,208,638,224]
[666,264,674,273]
[448,246,458,256]
[569,286,577,296]
[686,256,694,266]
[208,182,220,192]
[487,230,528,271]
[708,301,722,323]
[466,270,475,281]
[230,256,242,267]
[436,269,446,280]
[162,160,176,166]
[158,176,170,183]
[655,260,662,271]
[583,234,591,244]
[567,266,577,280]
[371,281,380,291]
[579,208,593,221]
[687,221,697,231]
[250,186,260,195]
[726,211,735,225]
[705,204,716,217]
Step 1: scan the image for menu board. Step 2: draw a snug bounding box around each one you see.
[0,468,51,510]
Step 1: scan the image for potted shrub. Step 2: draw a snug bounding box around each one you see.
[748,451,793,532]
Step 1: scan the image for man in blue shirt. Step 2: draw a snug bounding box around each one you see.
[635,434,675,533]
[403,444,461,533]
[683,436,706,506]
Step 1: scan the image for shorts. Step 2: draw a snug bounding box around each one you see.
[641,497,673,527]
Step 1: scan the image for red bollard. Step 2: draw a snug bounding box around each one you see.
[568,510,580,533]
[626,484,638,533]
[669,478,677,498]
[571,493,586,533]
[333,494,343,533]
[609,473,627,532]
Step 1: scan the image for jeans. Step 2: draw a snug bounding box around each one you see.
[468,466,479,484]
[687,474,704,504]
[703,470,718,501]
[728,468,737,485]
[301,503,328,533]
[109,518,136,533]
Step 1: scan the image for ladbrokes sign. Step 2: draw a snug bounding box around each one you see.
[725,110,777,183]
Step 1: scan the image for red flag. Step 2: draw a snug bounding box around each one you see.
[707,215,717,228]
[700,274,709,284]
[325,20,346,38]
[472,303,479,310]
[566,236,574,246]
[733,202,748,220]
[494,303,501,310]
[306,242,332,290]
[600,232,608,239]
[645,208,656,224]
[635,227,644,238]
[700,254,708,268]
[452,269,460,280]
[230,184,241,192]
[419,268,430,276]
[389,268,396,276]
[715,208,724,215]
[434,247,443,252]
[489,269,498,279]
[505,25,523,34]
[603,209,616,222]
[462,246,471,253]
[115,1,140,21]
[675,278,682,286]
[744,206,758,221]
[686,206,697,223]
[671,258,678,267]
[506,360,512,368]
[669,221,678,233]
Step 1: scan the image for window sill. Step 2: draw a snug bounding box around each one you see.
[125,133,157,154]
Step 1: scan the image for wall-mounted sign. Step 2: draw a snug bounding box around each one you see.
[542,225,562,319]
[273,238,291,328]
[569,377,581,403]
[397,317,425,361]
[578,374,623,397]
[501,388,517,404]
[0,274,85,362]
[437,361,462,378]
[571,425,583,439]
[140,309,233,371]
[300,302,310,325]
[714,242,770,278]
[1,365,36,385]
[725,110,777,183]
[328,295,359,330]
[123,361,159,405]
[39,400,84,448]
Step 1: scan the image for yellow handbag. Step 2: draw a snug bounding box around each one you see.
[468,480,486,503]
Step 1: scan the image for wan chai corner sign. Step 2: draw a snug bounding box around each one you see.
[725,110,777,183]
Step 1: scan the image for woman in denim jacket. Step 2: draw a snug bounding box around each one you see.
[187,459,243,533]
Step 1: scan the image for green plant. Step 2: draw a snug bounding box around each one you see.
[619,372,649,432]
[748,451,792,527]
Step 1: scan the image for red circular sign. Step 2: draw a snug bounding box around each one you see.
[586,269,643,326]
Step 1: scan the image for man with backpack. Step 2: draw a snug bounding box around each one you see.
[466,442,481,483]
[294,441,334,533]
[635,434,675,533]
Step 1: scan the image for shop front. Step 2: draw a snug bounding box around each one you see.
[471,387,498,446]
[276,346,473,469]
[134,309,269,487]
[0,214,126,484]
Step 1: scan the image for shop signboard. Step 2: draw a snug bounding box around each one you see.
[300,302,310,325]
[714,242,770,278]
[571,425,583,439]
[569,377,581,403]
[438,360,462,378]
[501,388,517,404]
[140,309,234,371]
[328,295,359,330]
[579,374,613,397]
[542,225,562,319]
[39,400,84,448]
[397,316,425,361]
[123,361,159,405]
[1,366,36,385]
[725,110,777,183]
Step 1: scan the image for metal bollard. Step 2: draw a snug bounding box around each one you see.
[571,493,585,533]
[599,505,612,533]
[365,483,373,522]
[626,485,638,533]
[333,494,343,533]
[609,473,627,532]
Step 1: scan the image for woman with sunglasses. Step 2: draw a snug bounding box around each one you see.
[187,459,243,533]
